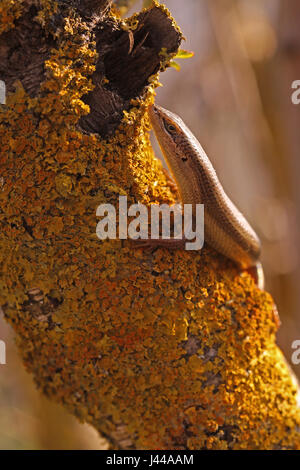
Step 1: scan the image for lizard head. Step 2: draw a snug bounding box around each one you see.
[148,104,201,204]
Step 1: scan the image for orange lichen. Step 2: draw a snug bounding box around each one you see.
[1,0,300,450]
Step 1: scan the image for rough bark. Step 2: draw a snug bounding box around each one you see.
[0,0,180,136]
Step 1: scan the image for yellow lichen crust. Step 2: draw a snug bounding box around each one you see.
[1,1,300,450]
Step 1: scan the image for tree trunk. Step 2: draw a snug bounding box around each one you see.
[0,0,300,450]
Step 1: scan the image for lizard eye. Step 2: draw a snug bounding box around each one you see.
[163,119,176,135]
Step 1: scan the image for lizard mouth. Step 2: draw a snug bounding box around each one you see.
[148,104,159,127]
[148,103,158,115]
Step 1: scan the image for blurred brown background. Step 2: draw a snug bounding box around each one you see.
[1,0,300,449]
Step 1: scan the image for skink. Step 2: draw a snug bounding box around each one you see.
[148,104,264,289]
